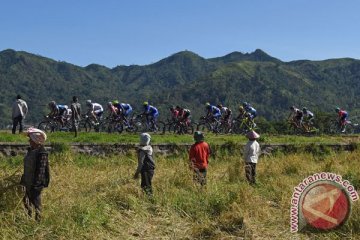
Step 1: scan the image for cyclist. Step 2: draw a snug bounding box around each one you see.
[242,102,257,120]
[205,103,221,121]
[335,107,349,132]
[169,106,179,121]
[217,104,232,123]
[302,107,314,125]
[176,106,191,126]
[48,101,70,127]
[142,102,159,129]
[85,100,103,125]
[236,106,247,119]
[106,102,119,118]
[117,102,133,126]
[288,106,303,128]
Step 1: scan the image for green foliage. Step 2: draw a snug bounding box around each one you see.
[2,49,360,130]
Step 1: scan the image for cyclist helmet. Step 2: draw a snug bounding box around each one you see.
[48,101,56,108]
[143,101,149,106]
[205,102,211,109]
[112,100,119,105]
[239,106,244,111]
[86,100,92,106]
[335,107,340,113]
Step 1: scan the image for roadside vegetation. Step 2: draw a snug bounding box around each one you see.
[1,131,360,145]
[0,146,359,239]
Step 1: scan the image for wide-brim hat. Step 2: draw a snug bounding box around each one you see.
[26,127,47,145]
[246,130,260,139]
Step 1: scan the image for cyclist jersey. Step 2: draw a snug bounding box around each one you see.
[144,105,159,116]
[88,103,103,112]
[303,110,314,118]
[338,110,348,118]
[120,103,132,111]
[245,106,256,117]
[207,105,221,115]
[57,105,68,115]
[170,109,179,119]
[221,107,232,116]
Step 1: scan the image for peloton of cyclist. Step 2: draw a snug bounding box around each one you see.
[205,103,222,121]
[217,104,232,123]
[85,100,104,125]
[176,106,191,126]
[288,106,303,128]
[335,107,349,132]
[48,101,71,127]
[142,102,159,128]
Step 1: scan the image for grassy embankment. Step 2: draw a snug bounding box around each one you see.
[1,131,360,145]
[0,144,359,239]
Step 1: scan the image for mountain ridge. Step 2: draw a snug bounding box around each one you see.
[1,48,360,127]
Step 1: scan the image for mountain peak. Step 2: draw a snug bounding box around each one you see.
[209,49,281,64]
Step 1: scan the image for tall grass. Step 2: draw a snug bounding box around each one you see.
[1,131,360,145]
[0,148,359,239]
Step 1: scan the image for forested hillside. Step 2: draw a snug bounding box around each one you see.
[1,48,360,127]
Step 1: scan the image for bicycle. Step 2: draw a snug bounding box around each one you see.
[38,116,61,133]
[79,114,101,132]
[328,119,358,134]
[38,115,73,133]
[196,116,219,133]
[232,115,256,134]
[133,114,159,133]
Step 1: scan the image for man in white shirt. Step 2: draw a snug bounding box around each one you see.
[244,131,261,185]
[12,95,28,134]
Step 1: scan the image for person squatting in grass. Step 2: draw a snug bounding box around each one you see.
[244,130,261,185]
[20,128,50,222]
[134,133,155,196]
[189,131,211,186]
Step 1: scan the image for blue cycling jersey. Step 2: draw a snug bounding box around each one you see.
[120,103,132,111]
[144,105,159,115]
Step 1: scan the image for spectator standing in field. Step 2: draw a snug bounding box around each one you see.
[12,94,28,134]
[189,131,211,186]
[244,131,261,185]
[134,133,155,196]
[20,128,50,222]
[70,96,81,137]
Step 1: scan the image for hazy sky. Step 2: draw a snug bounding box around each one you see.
[1,0,359,67]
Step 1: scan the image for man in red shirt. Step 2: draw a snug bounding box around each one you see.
[189,131,211,186]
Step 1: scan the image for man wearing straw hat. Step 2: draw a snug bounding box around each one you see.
[244,130,261,185]
[20,127,50,222]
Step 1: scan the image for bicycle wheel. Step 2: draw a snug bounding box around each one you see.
[183,123,195,134]
[328,120,340,134]
[84,120,92,132]
[38,121,59,133]
[98,120,112,133]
